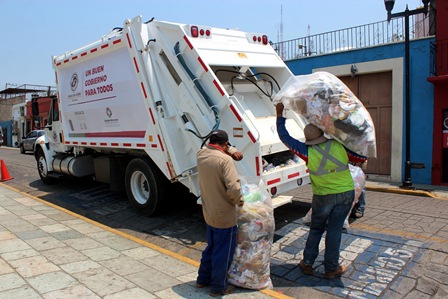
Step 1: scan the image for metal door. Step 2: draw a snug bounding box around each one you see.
[340,72,392,175]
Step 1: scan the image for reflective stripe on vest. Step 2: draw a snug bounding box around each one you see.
[308,140,349,176]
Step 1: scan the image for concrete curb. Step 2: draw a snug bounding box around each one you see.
[366,185,447,200]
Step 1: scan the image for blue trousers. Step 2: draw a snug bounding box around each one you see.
[303,190,354,272]
[197,224,237,293]
[354,187,366,214]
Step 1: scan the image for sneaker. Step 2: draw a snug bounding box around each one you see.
[209,285,235,297]
[299,260,313,275]
[325,265,348,279]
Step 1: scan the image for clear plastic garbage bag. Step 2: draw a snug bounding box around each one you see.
[228,178,274,290]
[273,71,376,157]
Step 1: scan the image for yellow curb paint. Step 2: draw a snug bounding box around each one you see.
[366,186,446,200]
[177,240,205,256]
[1,183,295,298]
[261,289,296,299]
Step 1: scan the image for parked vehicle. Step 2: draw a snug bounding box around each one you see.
[20,130,45,154]
[34,16,310,215]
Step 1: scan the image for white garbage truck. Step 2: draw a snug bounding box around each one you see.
[34,16,310,215]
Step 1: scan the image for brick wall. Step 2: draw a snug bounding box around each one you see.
[0,96,26,121]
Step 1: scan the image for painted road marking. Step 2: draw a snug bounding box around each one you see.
[272,221,422,298]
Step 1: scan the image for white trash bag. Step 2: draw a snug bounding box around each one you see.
[228,178,275,290]
[273,72,376,157]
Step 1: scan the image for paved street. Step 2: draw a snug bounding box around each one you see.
[1,175,448,298]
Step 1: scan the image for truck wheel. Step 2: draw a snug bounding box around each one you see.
[36,149,55,184]
[125,158,167,216]
[20,145,25,154]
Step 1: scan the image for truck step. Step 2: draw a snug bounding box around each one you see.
[48,172,66,178]
[272,195,293,209]
[197,195,292,209]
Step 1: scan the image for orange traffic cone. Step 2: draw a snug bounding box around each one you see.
[0,159,13,182]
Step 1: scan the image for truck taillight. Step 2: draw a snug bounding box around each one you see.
[191,26,199,37]
[247,33,269,45]
[262,35,268,45]
[190,26,211,38]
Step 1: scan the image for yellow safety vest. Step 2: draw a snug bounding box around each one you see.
[307,140,354,195]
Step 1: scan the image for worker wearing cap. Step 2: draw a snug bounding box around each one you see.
[196,129,244,296]
[276,102,366,279]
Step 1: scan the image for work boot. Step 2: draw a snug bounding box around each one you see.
[209,285,235,297]
[299,260,313,275]
[325,265,348,279]
[195,282,208,288]
[354,211,364,218]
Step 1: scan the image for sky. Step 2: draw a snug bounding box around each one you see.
[0,0,425,90]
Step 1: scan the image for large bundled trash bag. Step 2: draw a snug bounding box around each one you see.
[350,164,366,202]
[228,179,274,290]
[273,72,376,157]
[303,164,366,228]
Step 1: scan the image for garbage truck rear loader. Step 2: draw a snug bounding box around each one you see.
[35,16,310,215]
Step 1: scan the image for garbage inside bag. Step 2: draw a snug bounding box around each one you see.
[228,178,274,290]
[273,72,376,157]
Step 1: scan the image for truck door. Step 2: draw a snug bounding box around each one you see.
[45,97,64,152]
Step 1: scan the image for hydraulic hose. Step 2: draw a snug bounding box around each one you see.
[174,42,220,140]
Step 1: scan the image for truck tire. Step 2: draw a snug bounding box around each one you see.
[36,148,55,184]
[125,158,167,216]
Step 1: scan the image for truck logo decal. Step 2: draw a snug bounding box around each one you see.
[70,73,79,91]
[106,107,112,118]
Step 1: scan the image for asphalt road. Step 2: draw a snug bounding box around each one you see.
[0,147,312,261]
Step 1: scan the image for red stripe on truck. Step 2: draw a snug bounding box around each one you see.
[149,108,156,125]
[126,33,132,48]
[267,178,281,185]
[83,131,146,138]
[255,156,260,176]
[81,52,87,57]
[183,35,193,49]
[158,135,165,151]
[198,57,208,72]
[247,131,256,143]
[140,82,147,98]
[101,44,109,49]
[166,162,173,178]
[90,48,97,53]
[113,39,121,45]
[213,80,225,96]
[288,172,300,179]
[229,105,242,122]
[133,57,140,73]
